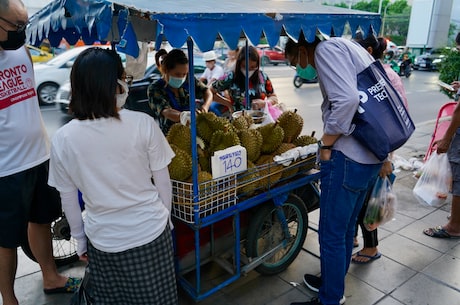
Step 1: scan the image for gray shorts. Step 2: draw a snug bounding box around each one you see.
[448,132,460,196]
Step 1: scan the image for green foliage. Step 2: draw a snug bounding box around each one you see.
[438,49,460,99]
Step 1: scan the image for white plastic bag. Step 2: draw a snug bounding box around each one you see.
[413,153,452,206]
[363,176,397,231]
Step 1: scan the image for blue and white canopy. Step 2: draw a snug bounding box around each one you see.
[28,0,381,57]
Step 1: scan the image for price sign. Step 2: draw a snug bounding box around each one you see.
[211,145,247,179]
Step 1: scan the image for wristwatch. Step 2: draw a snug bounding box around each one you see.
[318,140,333,150]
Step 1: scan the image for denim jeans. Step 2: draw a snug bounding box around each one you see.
[318,150,381,305]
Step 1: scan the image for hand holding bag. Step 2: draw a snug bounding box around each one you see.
[413,153,452,206]
[363,176,397,231]
[352,60,415,161]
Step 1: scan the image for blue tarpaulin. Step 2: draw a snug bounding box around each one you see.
[28,0,381,56]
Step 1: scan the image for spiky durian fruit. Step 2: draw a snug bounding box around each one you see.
[257,122,284,154]
[273,143,299,179]
[293,135,318,147]
[168,144,193,181]
[166,123,191,153]
[209,128,240,155]
[237,160,259,197]
[255,154,283,189]
[277,109,304,143]
[238,129,263,162]
[196,112,219,143]
[232,111,254,130]
[198,146,211,173]
[273,143,296,156]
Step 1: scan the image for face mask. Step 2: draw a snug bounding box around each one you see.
[297,64,317,80]
[168,76,186,89]
[116,79,129,108]
[0,30,26,50]
[241,68,256,78]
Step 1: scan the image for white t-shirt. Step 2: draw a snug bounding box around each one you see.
[0,46,49,177]
[200,64,224,85]
[48,109,175,253]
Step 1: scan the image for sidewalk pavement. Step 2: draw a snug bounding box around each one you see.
[7,120,460,305]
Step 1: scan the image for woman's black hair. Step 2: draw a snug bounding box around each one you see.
[354,33,386,60]
[234,45,260,90]
[155,48,168,74]
[69,47,124,120]
[160,48,188,73]
[456,32,460,46]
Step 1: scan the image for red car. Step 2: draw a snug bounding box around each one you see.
[256,44,288,66]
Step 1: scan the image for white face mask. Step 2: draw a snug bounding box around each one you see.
[116,79,129,109]
[241,68,256,78]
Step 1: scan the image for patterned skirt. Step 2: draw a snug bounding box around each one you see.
[87,225,178,305]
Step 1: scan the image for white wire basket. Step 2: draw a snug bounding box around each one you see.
[172,175,237,223]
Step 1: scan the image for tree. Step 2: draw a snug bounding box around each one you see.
[438,49,460,99]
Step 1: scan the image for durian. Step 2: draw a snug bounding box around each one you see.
[255,154,283,189]
[168,144,193,181]
[166,123,191,153]
[277,109,304,143]
[237,160,259,197]
[257,122,284,154]
[273,143,299,179]
[293,134,318,147]
[238,129,262,162]
[209,128,240,155]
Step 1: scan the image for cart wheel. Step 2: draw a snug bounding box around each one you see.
[293,76,303,88]
[246,194,308,275]
[21,214,79,267]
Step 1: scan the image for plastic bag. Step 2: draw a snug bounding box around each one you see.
[260,101,276,125]
[413,153,452,206]
[363,176,397,231]
[267,100,283,121]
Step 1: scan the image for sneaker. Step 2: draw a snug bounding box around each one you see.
[303,274,320,292]
[302,274,346,304]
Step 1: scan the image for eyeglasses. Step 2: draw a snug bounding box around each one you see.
[0,15,29,33]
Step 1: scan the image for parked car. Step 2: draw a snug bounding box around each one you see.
[27,45,53,63]
[256,44,288,66]
[34,46,95,105]
[56,56,207,115]
[413,48,449,71]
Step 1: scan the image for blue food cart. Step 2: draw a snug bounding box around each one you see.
[27,0,380,301]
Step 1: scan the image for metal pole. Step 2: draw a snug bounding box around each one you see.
[378,0,383,15]
[381,4,390,36]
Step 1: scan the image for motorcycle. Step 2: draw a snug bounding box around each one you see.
[293,73,318,88]
[397,58,412,78]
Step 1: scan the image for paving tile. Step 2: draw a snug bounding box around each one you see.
[377,234,442,271]
[448,243,460,259]
[16,248,41,278]
[399,215,460,253]
[278,248,321,287]
[423,254,460,290]
[267,287,312,305]
[374,296,405,305]
[222,273,294,305]
[341,273,385,305]
[379,212,416,234]
[391,273,460,305]
[348,255,416,294]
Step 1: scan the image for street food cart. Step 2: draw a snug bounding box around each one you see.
[27,0,380,301]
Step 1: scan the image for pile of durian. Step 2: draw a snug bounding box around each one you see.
[166,109,318,199]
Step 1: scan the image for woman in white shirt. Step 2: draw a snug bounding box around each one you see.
[48,48,177,305]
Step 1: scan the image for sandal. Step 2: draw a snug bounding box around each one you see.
[423,226,460,239]
[351,251,381,264]
[43,277,82,294]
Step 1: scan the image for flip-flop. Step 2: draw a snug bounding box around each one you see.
[351,251,382,264]
[43,277,82,294]
[423,226,460,239]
